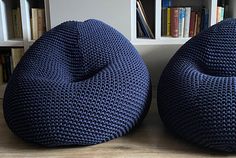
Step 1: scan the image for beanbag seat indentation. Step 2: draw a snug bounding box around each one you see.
[157,19,236,152]
[3,19,151,147]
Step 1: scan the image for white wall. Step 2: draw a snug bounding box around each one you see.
[136,45,181,87]
[49,0,132,40]
[48,0,182,87]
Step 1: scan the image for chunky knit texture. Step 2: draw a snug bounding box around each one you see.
[3,19,151,147]
[157,19,236,152]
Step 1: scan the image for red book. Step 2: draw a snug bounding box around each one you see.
[189,11,196,37]
[170,8,179,38]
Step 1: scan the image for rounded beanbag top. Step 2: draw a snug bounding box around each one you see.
[157,19,236,152]
[3,19,151,146]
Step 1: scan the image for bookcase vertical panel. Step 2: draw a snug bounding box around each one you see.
[0,0,10,40]
[44,0,50,31]
[3,0,14,40]
[0,0,5,41]
[202,0,212,27]
[131,0,136,42]
[20,0,31,50]
[229,0,236,18]
[209,0,217,25]
[156,0,162,38]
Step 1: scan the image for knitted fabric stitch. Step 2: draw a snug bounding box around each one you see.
[3,19,151,147]
[157,19,236,152]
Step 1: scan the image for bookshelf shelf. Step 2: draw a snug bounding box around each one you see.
[133,37,190,45]
[0,40,24,47]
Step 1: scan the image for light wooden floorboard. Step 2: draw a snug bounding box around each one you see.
[0,90,235,158]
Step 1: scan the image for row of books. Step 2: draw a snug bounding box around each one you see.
[11,7,46,40]
[12,7,23,39]
[31,8,46,40]
[162,7,209,38]
[0,48,24,85]
[136,0,154,39]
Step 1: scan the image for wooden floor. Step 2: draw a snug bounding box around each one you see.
[0,92,235,158]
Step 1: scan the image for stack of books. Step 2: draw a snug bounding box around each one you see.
[12,7,23,39]
[31,8,46,40]
[136,0,154,39]
[0,48,24,85]
[161,0,209,38]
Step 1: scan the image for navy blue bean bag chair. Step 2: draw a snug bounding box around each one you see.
[3,19,151,147]
[157,19,236,152]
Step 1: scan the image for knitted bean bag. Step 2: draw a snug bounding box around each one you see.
[157,19,236,152]
[3,19,151,147]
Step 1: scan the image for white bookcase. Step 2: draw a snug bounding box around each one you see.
[0,0,50,51]
[0,0,235,94]
[48,0,236,46]
[0,0,235,49]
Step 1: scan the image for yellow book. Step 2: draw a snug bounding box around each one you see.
[167,8,171,36]
[11,48,24,69]
[32,8,38,40]
[37,9,46,38]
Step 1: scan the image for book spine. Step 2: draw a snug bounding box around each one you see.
[220,7,224,21]
[0,63,3,85]
[168,0,172,7]
[184,7,191,37]
[32,8,38,40]
[37,9,46,38]
[161,8,167,36]
[162,0,169,8]
[194,12,198,36]
[137,0,148,25]
[189,11,196,37]
[224,1,229,18]
[170,8,179,37]
[0,55,6,83]
[200,8,205,31]
[136,9,149,38]
[16,8,23,38]
[137,20,144,37]
[197,12,201,34]
[11,48,24,69]
[167,8,171,36]
[162,0,172,8]
[217,6,222,23]
[203,8,209,30]
[12,9,18,38]
[3,53,12,82]
[137,1,154,38]
[178,8,185,37]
